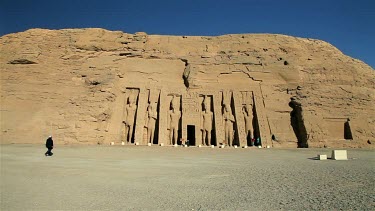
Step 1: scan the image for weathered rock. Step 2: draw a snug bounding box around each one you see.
[0,28,374,148]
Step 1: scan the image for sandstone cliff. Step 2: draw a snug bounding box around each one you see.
[1,28,374,148]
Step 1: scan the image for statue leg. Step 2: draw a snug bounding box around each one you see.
[129,124,134,143]
[150,127,155,144]
[173,128,178,145]
[229,130,233,146]
[202,130,206,145]
[169,128,173,145]
[224,127,228,145]
[207,130,211,146]
[147,128,151,144]
[124,125,129,142]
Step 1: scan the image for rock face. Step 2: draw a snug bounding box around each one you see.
[1,28,374,148]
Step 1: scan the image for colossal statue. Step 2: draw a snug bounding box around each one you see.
[201,97,213,146]
[145,102,158,144]
[223,104,235,146]
[123,93,137,143]
[243,103,253,142]
[168,96,181,145]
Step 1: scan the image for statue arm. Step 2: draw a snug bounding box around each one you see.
[123,107,128,124]
[152,111,157,120]
[230,114,235,122]
[200,114,203,130]
[144,111,149,128]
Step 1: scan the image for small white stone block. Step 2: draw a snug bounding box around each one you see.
[174,144,178,147]
[258,146,262,149]
[234,145,238,148]
[331,150,348,160]
[121,142,125,145]
[243,145,248,148]
[198,145,202,148]
[110,142,114,145]
[211,145,215,148]
[135,142,139,146]
[220,145,225,148]
[160,143,164,146]
[266,145,270,149]
[184,145,188,147]
[318,154,327,160]
[147,143,151,146]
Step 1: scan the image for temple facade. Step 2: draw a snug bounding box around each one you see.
[106,83,272,147]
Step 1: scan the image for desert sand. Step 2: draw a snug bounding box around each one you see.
[1,144,374,210]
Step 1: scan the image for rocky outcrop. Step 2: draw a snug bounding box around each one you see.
[0,28,374,148]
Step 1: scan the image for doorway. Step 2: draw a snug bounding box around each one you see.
[344,120,353,140]
[187,125,196,146]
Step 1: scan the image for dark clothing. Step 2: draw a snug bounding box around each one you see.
[46,137,53,148]
[45,137,54,156]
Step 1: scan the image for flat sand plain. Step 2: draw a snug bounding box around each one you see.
[1,144,374,210]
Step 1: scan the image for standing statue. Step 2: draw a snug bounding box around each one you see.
[223,104,235,146]
[168,96,181,145]
[201,97,213,146]
[123,93,137,143]
[242,103,253,144]
[145,102,158,144]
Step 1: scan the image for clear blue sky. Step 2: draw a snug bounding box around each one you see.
[1,0,374,68]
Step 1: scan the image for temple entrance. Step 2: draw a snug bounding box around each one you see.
[187,125,196,146]
[344,119,353,140]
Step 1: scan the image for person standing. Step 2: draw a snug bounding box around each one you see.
[45,136,54,156]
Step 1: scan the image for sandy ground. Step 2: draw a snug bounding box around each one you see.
[1,144,374,210]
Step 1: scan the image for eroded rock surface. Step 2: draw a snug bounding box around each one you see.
[1,28,374,148]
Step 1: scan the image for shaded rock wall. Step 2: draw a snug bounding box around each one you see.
[1,28,374,148]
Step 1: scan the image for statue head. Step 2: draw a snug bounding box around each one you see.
[224,104,230,112]
[245,104,252,113]
[128,95,135,105]
[171,96,179,110]
[203,96,210,111]
[152,102,157,112]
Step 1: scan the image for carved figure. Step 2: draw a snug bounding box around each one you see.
[242,103,253,142]
[201,97,213,146]
[223,104,235,146]
[145,102,158,144]
[123,93,137,143]
[168,96,181,145]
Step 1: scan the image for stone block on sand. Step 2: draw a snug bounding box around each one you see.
[110,142,114,145]
[331,150,348,160]
[147,143,151,146]
[318,154,327,160]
